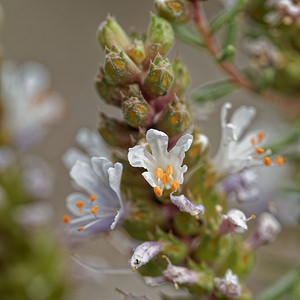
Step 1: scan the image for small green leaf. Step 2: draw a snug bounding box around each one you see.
[192,79,238,103]
[222,21,238,49]
[210,0,249,34]
[173,24,204,49]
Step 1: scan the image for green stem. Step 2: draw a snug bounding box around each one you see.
[257,264,300,300]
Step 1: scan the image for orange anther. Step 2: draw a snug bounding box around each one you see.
[251,137,256,145]
[251,214,256,219]
[155,168,164,179]
[132,269,136,272]
[91,205,98,215]
[264,156,272,166]
[77,227,84,231]
[255,147,265,154]
[258,132,265,143]
[171,180,180,192]
[62,215,70,223]
[275,156,285,165]
[154,186,162,197]
[90,194,96,202]
[76,201,84,208]
[161,173,171,184]
[166,165,173,176]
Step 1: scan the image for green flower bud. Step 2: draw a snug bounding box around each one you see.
[104,45,141,86]
[174,211,204,235]
[156,96,191,137]
[127,39,146,65]
[155,0,192,24]
[95,68,129,107]
[184,131,209,167]
[143,54,174,99]
[146,14,174,60]
[171,56,190,96]
[97,15,131,51]
[98,113,137,148]
[122,90,153,128]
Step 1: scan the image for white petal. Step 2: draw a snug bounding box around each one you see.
[170,193,205,216]
[91,156,113,186]
[142,171,157,188]
[66,192,91,216]
[128,145,154,168]
[169,134,193,162]
[62,147,89,169]
[146,129,169,158]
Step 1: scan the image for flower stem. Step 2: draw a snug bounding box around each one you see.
[257,264,300,300]
[191,0,300,113]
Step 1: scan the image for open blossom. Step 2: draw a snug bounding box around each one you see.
[170,193,205,217]
[128,129,193,197]
[219,209,255,235]
[65,156,126,234]
[215,269,241,299]
[212,103,283,177]
[1,60,66,149]
[130,241,163,270]
[63,128,110,169]
[247,212,281,249]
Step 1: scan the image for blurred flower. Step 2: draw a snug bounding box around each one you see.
[214,269,241,299]
[63,128,110,169]
[128,129,193,197]
[65,157,126,234]
[1,60,66,149]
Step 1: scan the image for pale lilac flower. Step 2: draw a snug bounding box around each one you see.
[1,60,66,149]
[130,241,163,270]
[247,212,281,249]
[221,169,259,203]
[219,209,255,235]
[65,157,126,234]
[170,193,205,217]
[215,269,241,299]
[128,129,193,197]
[212,103,274,176]
[63,128,110,169]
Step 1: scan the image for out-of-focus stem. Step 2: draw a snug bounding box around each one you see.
[191,0,300,113]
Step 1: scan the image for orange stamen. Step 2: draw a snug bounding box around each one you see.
[161,173,171,184]
[90,194,96,202]
[76,201,84,208]
[77,227,84,231]
[62,215,70,223]
[154,186,162,197]
[166,165,173,176]
[255,147,265,154]
[251,214,256,219]
[258,132,265,143]
[91,205,98,215]
[155,168,163,179]
[264,156,272,166]
[171,180,180,192]
[275,156,285,165]
[251,137,256,145]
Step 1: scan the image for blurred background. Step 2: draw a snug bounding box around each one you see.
[0,0,298,299]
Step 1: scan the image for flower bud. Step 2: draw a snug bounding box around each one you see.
[95,69,129,107]
[171,56,190,96]
[145,14,174,60]
[155,0,192,24]
[98,113,137,149]
[156,96,191,137]
[104,45,141,86]
[127,39,146,65]
[97,15,131,51]
[122,90,153,128]
[143,54,174,99]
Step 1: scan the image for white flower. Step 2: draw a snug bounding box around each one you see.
[247,212,281,249]
[130,241,163,270]
[1,60,66,149]
[63,128,110,169]
[266,0,300,24]
[170,193,205,217]
[128,129,193,197]
[215,269,241,299]
[219,209,255,235]
[212,102,278,176]
[65,157,126,234]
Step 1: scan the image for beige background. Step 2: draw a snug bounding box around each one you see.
[0,1,297,299]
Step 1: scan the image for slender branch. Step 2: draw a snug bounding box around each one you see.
[257,264,300,300]
[191,0,300,113]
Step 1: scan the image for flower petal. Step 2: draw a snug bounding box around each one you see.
[62,147,89,169]
[170,193,205,216]
[146,129,169,158]
[169,134,193,162]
